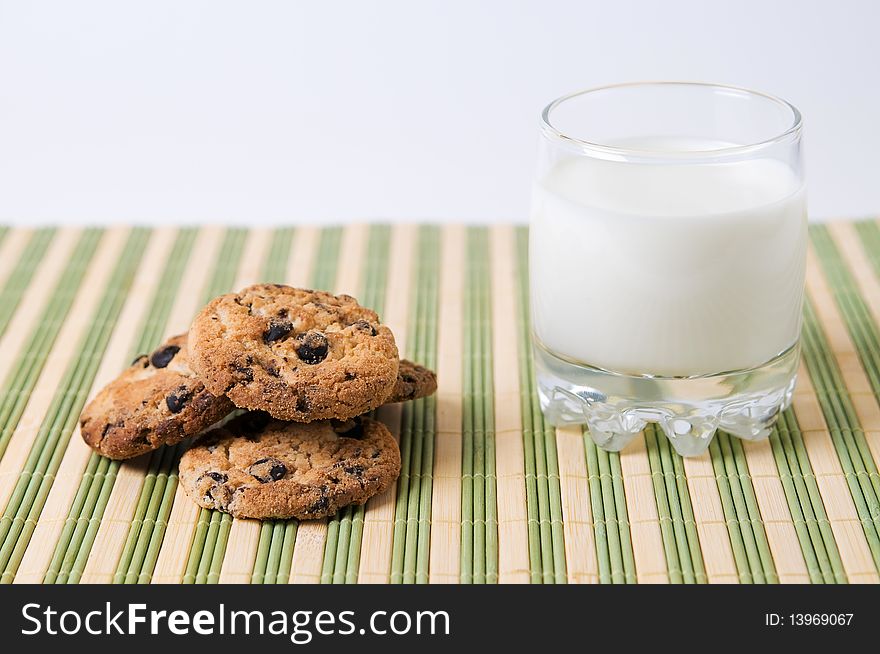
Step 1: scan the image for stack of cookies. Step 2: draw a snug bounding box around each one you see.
[79,283,436,521]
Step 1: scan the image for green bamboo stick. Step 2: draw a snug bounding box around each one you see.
[729,436,778,582]
[416,227,440,583]
[483,238,499,584]
[121,445,176,583]
[0,228,56,341]
[800,297,880,568]
[276,521,298,583]
[0,229,102,462]
[786,408,847,583]
[607,451,636,583]
[771,409,841,583]
[263,522,286,584]
[514,227,550,583]
[344,506,365,583]
[709,437,752,582]
[480,225,497,584]
[518,227,550,581]
[645,427,681,583]
[544,419,567,583]
[854,221,880,279]
[205,514,233,583]
[263,227,295,284]
[668,438,707,583]
[585,440,611,583]
[322,514,342,584]
[597,448,625,583]
[134,446,183,584]
[67,460,121,583]
[460,229,476,584]
[252,522,276,584]
[327,507,350,583]
[44,449,103,583]
[113,451,163,583]
[473,228,487,584]
[0,228,149,581]
[182,508,213,584]
[390,227,438,583]
[54,455,113,583]
[194,511,222,584]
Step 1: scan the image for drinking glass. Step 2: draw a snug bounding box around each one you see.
[530,82,806,456]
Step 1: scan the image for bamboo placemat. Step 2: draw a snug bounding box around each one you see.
[1,220,880,584]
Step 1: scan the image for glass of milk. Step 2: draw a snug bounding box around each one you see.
[530,82,806,456]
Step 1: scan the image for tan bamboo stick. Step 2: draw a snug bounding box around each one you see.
[681,455,739,583]
[428,224,464,583]
[740,438,810,582]
[289,224,367,583]
[78,226,225,584]
[0,228,130,510]
[488,225,529,583]
[792,359,879,582]
[0,228,33,287]
[358,224,417,583]
[0,228,82,397]
[555,425,599,583]
[216,228,276,583]
[14,227,178,583]
[619,437,669,583]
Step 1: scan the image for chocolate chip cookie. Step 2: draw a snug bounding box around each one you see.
[179,413,401,520]
[188,284,400,422]
[386,359,437,403]
[80,334,234,460]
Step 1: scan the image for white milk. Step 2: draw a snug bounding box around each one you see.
[530,138,807,378]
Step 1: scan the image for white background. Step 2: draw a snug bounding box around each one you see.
[0,0,877,225]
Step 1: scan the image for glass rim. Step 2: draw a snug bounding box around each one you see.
[540,81,803,161]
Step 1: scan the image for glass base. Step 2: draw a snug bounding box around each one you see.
[534,341,799,457]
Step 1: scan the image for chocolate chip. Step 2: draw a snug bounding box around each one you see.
[332,418,364,440]
[165,385,191,414]
[344,371,356,381]
[295,395,311,413]
[240,410,271,434]
[307,487,330,514]
[266,361,281,378]
[248,457,287,483]
[343,464,365,478]
[203,471,228,483]
[295,331,329,364]
[232,362,254,383]
[166,394,186,413]
[352,319,377,336]
[150,345,180,368]
[131,354,148,367]
[263,320,293,344]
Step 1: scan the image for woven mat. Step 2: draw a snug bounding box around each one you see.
[0,222,879,584]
